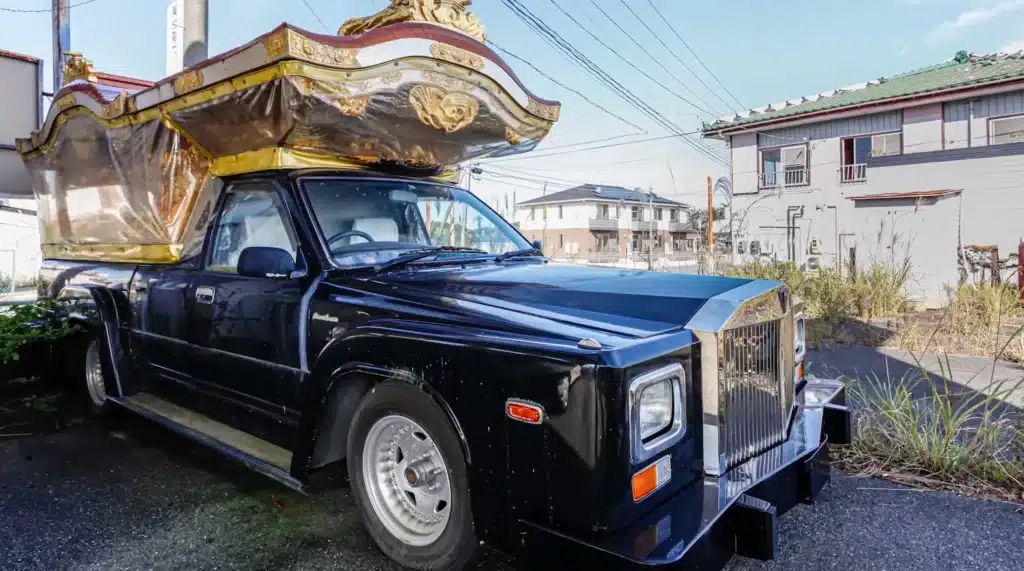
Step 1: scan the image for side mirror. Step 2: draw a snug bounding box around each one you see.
[532,240,542,251]
[237,246,295,278]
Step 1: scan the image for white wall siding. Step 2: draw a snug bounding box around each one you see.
[903,103,943,153]
[756,111,902,147]
[943,89,1024,149]
[731,133,758,195]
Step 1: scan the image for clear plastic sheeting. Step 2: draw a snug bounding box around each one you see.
[25,113,213,262]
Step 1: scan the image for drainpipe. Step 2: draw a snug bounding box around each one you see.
[967,100,974,148]
[786,206,804,263]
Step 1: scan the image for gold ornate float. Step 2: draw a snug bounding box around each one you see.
[17,0,561,263]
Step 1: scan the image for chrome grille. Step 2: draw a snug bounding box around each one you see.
[718,318,794,469]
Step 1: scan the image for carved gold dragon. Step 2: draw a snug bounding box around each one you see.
[338,0,486,42]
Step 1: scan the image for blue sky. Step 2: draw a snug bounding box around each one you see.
[2,0,1023,207]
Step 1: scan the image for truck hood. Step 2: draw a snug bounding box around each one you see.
[365,262,753,340]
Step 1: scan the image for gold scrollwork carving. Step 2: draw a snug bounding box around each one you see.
[264,31,288,61]
[381,71,403,85]
[429,42,484,71]
[422,70,473,92]
[408,84,478,133]
[505,126,524,146]
[527,98,560,122]
[292,36,359,67]
[173,70,205,95]
[332,95,371,116]
[62,52,96,84]
[339,0,487,43]
[102,93,127,117]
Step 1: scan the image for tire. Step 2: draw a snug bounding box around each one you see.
[81,336,113,415]
[347,381,476,570]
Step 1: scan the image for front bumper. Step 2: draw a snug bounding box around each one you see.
[518,379,853,570]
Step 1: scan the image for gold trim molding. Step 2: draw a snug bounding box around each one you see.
[339,0,487,42]
[528,98,560,121]
[429,42,484,70]
[173,70,205,95]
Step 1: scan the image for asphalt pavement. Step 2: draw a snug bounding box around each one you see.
[1,407,1020,571]
[2,346,1023,570]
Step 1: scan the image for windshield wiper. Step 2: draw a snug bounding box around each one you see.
[494,248,544,262]
[372,246,488,274]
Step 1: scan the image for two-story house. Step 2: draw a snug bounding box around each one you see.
[514,184,695,264]
[703,50,1024,307]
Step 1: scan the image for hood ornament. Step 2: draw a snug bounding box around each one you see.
[578,338,601,350]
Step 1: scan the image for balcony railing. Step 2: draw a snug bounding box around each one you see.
[759,169,808,189]
[667,221,692,233]
[839,163,867,183]
[588,217,618,231]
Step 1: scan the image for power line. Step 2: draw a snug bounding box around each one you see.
[643,0,745,111]
[299,0,330,33]
[481,132,705,163]
[0,0,100,12]
[618,0,738,114]
[584,0,725,117]
[486,40,646,133]
[499,0,727,167]
[544,0,718,117]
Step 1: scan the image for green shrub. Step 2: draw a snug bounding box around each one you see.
[0,300,80,365]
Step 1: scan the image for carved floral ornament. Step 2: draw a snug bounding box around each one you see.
[408,84,479,133]
[173,70,205,95]
[338,0,486,42]
[429,42,484,71]
[62,52,97,84]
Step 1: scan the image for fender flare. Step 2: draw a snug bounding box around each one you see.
[56,284,128,398]
[294,360,472,478]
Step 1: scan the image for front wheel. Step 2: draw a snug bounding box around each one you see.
[83,338,112,414]
[347,382,476,570]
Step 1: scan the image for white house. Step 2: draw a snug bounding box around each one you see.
[514,184,696,264]
[703,50,1024,307]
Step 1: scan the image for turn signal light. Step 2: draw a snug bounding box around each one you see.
[506,400,544,424]
[796,362,805,383]
[632,456,671,502]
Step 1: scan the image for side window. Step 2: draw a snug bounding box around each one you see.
[207,188,299,274]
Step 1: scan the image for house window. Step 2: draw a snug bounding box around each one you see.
[655,234,664,249]
[596,204,610,220]
[631,206,641,221]
[529,207,535,220]
[990,114,1024,145]
[654,208,663,221]
[559,234,563,248]
[687,238,695,249]
[632,233,641,251]
[558,205,563,219]
[759,144,808,188]
[840,132,901,183]
[669,209,678,222]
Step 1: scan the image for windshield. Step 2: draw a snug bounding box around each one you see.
[301,177,532,266]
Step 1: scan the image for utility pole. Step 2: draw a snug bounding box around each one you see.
[52,0,71,92]
[707,175,715,273]
[182,0,209,68]
[541,182,547,254]
[648,186,654,271]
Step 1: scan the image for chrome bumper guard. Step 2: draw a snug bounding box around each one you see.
[518,379,852,571]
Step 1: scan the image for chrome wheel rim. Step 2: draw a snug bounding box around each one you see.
[361,414,452,547]
[84,341,106,407]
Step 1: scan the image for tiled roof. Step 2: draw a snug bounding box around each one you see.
[703,51,1024,133]
[517,184,688,207]
[0,48,40,64]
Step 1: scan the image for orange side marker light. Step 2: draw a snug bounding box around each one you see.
[506,400,544,424]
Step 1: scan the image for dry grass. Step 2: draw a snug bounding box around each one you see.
[837,364,1024,503]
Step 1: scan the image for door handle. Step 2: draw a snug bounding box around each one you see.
[195,286,216,304]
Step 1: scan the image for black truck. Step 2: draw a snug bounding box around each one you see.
[42,169,851,571]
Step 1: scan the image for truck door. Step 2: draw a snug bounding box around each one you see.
[185,180,308,415]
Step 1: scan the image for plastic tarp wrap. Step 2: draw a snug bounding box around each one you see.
[18,12,561,264]
[25,112,216,262]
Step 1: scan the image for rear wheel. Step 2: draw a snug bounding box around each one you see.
[347,382,476,570]
[83,338,112,413]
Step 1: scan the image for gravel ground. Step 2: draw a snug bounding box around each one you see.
[1,411,1021,571]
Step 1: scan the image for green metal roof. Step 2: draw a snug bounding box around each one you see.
[703,51,1024,133]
